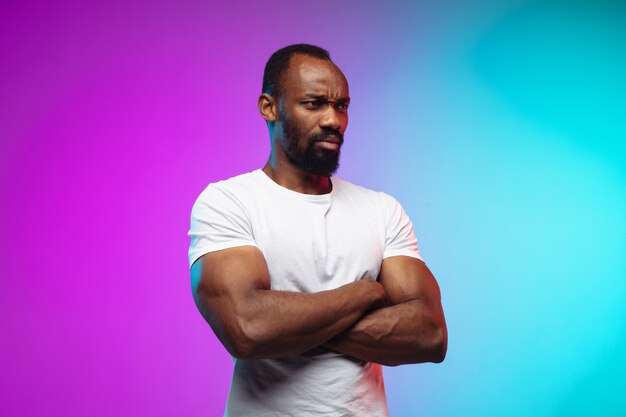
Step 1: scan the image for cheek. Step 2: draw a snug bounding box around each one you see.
[290,106,317,123]
[297,121,319,139]
[340,114,348,129]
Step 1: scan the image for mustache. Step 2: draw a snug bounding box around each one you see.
[310,129,344,144]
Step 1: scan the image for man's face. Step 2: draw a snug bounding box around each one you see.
[276,54,350,176]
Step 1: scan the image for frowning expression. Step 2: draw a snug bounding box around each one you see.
[276,54,350,176]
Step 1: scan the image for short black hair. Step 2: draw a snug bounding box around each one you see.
[262,44,331,98]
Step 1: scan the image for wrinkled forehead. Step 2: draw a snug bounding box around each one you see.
[282,55,349,99]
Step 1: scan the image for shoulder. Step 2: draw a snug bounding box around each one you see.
[188,171,262,268]
[332,176,402,210]
[193,170,263,208]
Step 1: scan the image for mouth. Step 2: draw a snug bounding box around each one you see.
[310,131,343,152]
[316,140,340,151]
[315,133,343,144]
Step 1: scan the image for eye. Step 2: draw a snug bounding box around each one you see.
[304,100,325,110]
[335,102,349,113]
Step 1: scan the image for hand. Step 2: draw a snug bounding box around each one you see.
[350,279,387,310]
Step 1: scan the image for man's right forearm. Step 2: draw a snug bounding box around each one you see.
[194,279,386,359]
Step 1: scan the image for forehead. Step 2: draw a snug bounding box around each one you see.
[282,54,349,98]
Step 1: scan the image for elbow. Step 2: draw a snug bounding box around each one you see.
[427,324,447,363]
[427,322,448,363]
[404,319,447,365]
[224,316,268,359]
[193,289,266,359]
[422,306,447,364]
[381,323,448,367]
[228,340,255,360]
[224,325,254,359]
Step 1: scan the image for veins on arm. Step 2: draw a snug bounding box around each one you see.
[323,256,448,366]
[191,246,386,359]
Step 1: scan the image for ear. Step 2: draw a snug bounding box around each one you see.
[258,93,279,122]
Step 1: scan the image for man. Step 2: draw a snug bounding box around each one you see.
[188,44,447,416]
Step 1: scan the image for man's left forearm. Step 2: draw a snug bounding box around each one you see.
[323,299,447,366]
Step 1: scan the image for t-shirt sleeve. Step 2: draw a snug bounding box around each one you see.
[188,184,257,269]
[381,193,423,261]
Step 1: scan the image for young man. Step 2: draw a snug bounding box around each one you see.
[188,44,447,416]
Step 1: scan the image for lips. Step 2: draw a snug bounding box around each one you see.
[314,134,343,145]
[310,131,343,153]
[315,139,341,151]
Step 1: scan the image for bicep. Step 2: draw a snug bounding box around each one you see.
[190,246,271,349]
[378,256,442,307]
[191,245,271,302]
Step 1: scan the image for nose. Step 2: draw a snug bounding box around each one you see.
[319,106,344,131]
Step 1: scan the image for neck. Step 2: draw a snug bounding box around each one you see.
[262,156,332,195]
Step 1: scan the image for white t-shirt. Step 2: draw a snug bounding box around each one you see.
[188,169,422,417]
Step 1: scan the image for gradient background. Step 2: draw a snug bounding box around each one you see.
[1,0,625,416]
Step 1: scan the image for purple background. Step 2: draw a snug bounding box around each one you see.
[1,2,421,415]
[2,1,625,416]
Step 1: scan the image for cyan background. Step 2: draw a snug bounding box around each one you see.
[1,1,624,416]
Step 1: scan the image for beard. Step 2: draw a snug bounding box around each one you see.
[280,111,343,176]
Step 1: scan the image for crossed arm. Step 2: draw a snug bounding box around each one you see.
[191,246,447,365]
[323,256,447,365]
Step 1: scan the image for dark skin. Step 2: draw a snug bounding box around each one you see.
[191,54,447,365]
[258,54,350,194]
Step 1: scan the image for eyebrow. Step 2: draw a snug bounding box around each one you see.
[303,93,350,103]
